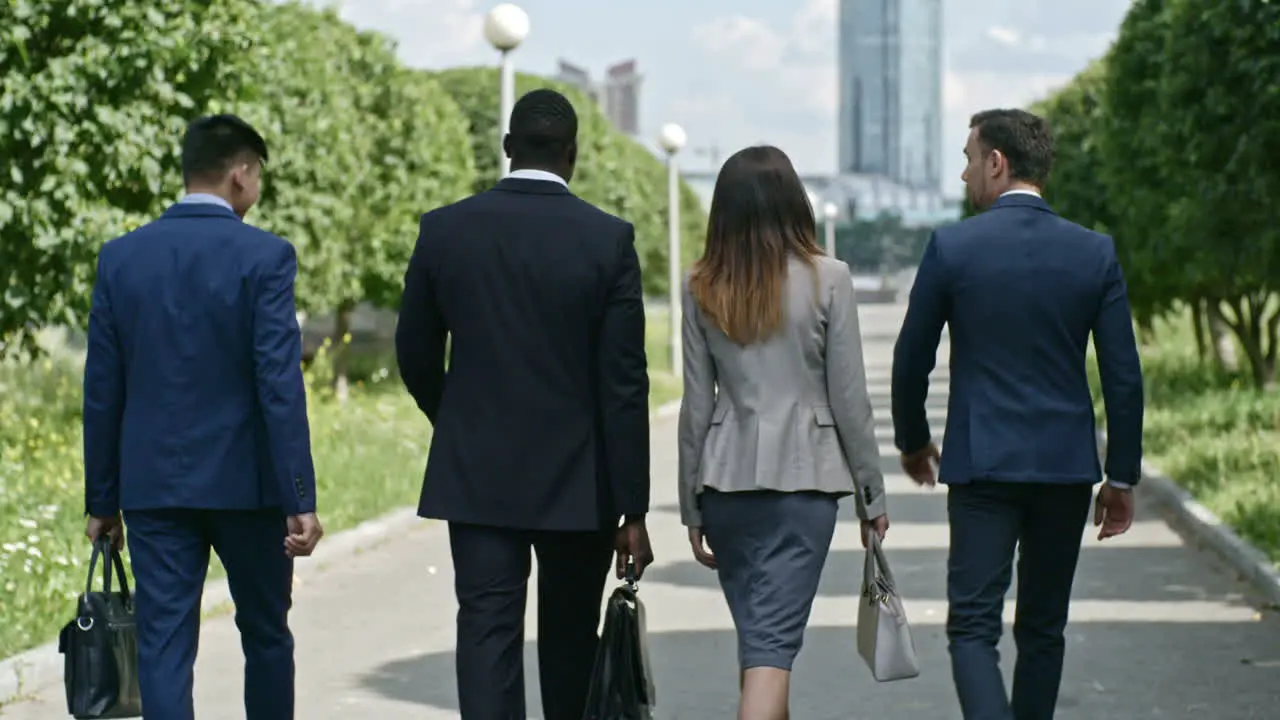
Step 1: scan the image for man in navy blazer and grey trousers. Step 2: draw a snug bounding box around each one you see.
[891,108,1144,720]
[83,114,324,720]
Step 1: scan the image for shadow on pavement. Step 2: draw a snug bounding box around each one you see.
[359,621,1280,720]
[641,544,1267,606]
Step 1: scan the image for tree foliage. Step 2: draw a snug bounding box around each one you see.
[1,1,726,357]
[1031,60,1110,235]
[432,67,706,297]
[0,0,263,356]
[1033,0,1280,387]
[241,3,474,317]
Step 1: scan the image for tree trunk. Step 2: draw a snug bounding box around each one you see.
[1220,294,1278,390]
[332,301,355,403]
[1205,300,1238,372]
[1136,314,1157,345]
[1191,298,1207,362]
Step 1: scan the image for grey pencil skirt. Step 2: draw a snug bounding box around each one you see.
[700,488,839,671]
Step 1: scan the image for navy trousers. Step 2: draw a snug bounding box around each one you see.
[946,481,1093,720]
[124,509,294,720]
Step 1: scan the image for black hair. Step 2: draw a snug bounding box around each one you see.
[969,108,1054,186]
[181,114,269,185]
[505,89,578,166]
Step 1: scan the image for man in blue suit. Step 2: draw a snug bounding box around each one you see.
[83,114,324,720]
[891,108,1144,720]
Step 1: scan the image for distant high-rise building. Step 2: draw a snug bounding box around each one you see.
[552,58,642,137]
[554,60,598,104]
[838,0,943,190]
[603,60,641,136]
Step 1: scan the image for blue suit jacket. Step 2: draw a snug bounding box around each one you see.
[891,192,1144,486]
[83,201,317,517]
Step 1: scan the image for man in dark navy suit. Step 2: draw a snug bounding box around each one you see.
[396,89,653,720]
[891,108,1144,720]
[83,114,323,720]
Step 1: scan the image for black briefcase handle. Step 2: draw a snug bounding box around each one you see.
[83,537,132,609]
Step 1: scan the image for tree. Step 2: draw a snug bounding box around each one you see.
[240,3,474,398]
[0,0,262,356]
[1098,0,1178,332]
[1152,0,1280,387]
[1032,60,1112,234]
[432,67,706,297]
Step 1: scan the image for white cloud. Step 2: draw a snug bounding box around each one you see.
[328,0,487,67]
[986,25,1022,46]
[692,15,788,70]
[691,0,839,136]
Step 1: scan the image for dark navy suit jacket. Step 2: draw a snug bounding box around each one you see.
[891,192,1144,486]
[395,177,650,532]
[83,201,316,517]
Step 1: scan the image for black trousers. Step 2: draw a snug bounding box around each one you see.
[945,481,1093,720]
[448,522,614,720]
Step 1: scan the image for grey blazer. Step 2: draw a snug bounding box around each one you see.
[676,255,887,527]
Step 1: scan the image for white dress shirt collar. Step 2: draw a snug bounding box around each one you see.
[505,168,568,187]
[179,193,235,211]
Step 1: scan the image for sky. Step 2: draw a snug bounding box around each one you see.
[323,0,1131,198]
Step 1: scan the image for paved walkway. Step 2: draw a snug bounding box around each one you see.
[6,304,1280,718]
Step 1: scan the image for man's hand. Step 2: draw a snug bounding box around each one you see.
[901,442,940,487]
[285,513,324,557]
[860,514,890,548]
[615,517,654,580]
[1094,484,1134,540]
[85,513,124,552]
[687,527,715,570]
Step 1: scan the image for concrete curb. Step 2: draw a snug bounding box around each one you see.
[0,401,686,704]
[1100,432,1280,610]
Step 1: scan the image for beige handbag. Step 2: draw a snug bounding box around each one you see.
[857,532,921,681]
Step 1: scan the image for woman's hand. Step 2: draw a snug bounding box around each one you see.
[860,514,890,548]
[688,527,716,569]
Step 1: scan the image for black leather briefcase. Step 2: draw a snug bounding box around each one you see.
[58,537,143,718]
[582,563,656,720]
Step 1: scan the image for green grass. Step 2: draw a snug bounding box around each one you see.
[0,355,428,659]
[0,314,679,660]
[646,304,681,410]
[1089,309,1280,567]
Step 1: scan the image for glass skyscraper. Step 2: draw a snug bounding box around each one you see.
[838,0,943,191]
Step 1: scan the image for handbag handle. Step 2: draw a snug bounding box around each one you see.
[862,531,898,597]
[84,536,132,606]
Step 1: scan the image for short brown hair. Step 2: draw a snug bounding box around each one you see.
[969,109,1055,186]
[689,146,825,345]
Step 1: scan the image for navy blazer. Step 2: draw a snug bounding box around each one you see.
[891,192,1144,486]
[83,202,316,517]
[395,178,650,531]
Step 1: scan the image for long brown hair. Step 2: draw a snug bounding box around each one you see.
[689,145,825,345]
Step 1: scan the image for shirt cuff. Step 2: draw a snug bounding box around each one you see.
[1106,480,1133,490]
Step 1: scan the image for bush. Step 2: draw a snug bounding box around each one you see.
[1090,309,1280,566]
[0,355,430,659]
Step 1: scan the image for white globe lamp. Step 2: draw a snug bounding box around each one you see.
[658,123,687,155]
[483,4,530,51]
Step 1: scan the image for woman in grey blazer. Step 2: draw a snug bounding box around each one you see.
[678,145,890,718]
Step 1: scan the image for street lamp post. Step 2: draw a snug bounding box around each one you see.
[658,122,688,379]
[823,202,839,258]
[483,4,530,178]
